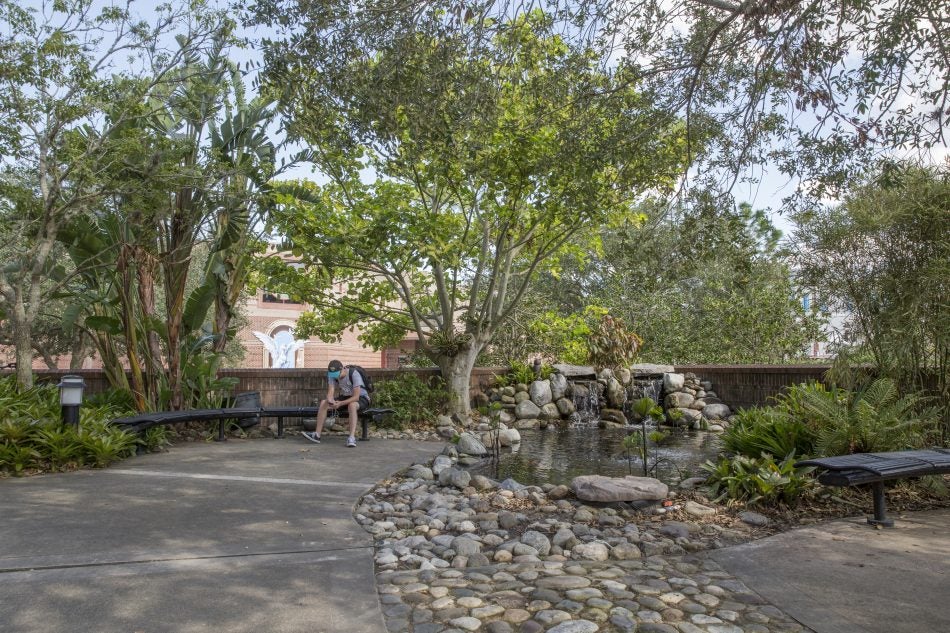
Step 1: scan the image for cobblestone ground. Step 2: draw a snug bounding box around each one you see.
[356,449,813,633]
[377,558,808,633]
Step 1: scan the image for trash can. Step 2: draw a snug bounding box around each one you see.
[233,391,262,428]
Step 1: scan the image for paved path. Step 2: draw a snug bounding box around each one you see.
[0,437,439,633]
[711,509,950,633]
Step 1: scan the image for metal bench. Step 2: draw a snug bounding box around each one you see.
[796,449,950,526]
[111,396,395,442]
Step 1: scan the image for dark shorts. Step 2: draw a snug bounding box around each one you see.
[331,395,370,412]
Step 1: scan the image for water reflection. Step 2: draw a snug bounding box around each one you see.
[471,427,721,486]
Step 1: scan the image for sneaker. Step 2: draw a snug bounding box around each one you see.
[302,431,321,444]
[346,435,357,448]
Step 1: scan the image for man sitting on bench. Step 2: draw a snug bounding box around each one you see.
[303,360,370,448]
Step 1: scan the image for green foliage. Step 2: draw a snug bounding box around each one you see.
[632,397,664,420]
[372,374,448,429]
[703,454,817,506]
[720,408,816,461]
[0,377,139,475]
[793,162,950,439]
[486,199,823,365]
[257,8,690,413]
[586,313,643,370]
[792,378,938,456]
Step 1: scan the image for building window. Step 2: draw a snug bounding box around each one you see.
[262,291,299,304]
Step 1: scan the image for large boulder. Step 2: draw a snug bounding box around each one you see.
[515,400,542,419]
[529,380,553,406]
[616,367,632,386]
[552,364,597,378]
[571,475,668,503]
[606,377,627,409]
[663,372,685,391]
[631,363,675,375]
[539,403,561,420]
[702,403,732,420]
[665,392,695,408]
[549,373,569,400]
[439,468,472,489]
[599,408,627,425]
[457,432,488,456]
[670,407,702,427]
[555,397,576,416]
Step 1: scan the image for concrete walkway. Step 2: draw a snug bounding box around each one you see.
[711,508,950,633]
[0,437,439,633]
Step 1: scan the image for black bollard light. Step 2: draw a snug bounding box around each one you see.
[58,375,85,430]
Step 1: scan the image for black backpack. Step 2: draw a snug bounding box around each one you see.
[346,365,374,393]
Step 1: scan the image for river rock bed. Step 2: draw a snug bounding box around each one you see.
[356,449,808,633]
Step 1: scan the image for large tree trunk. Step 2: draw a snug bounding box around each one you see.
[437,347,480,417]
[13,316,34,390]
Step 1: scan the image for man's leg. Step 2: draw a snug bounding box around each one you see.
[346,401,359,439]
[314,399,330,435]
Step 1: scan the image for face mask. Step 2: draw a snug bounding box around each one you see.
[327,371,341,380]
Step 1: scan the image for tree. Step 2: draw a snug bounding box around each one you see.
[793,161,950,436]
[57,36,280,411]
[0,0,222,390]
[252,0,948,202]
[485,198,823,364]
[256,9,691,413]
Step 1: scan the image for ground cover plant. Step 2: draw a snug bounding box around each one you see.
[705,378,942,505]
[0,377,157,475]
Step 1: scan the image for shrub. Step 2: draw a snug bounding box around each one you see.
[720,407,816,460]
[702,454,817,506]
[0,376,138,475]
[373,373,448,429]
[791,377,938,455]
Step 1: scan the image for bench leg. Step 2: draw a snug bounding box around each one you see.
[216,419,227,442]
[868,481,895,527]
[360,417,369,441]
[277,417,284,439]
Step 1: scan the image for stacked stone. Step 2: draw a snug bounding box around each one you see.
[484,366,732,431]
[360,449,797,633]
[661,373,733,432]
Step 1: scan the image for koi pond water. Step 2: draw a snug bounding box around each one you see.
[471,426,722,486]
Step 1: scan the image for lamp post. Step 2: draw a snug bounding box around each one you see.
[58,375,85,430]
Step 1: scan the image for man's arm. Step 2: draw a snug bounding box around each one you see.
[327,381,337,405]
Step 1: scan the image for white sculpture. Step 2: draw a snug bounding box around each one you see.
[252,331,308,368]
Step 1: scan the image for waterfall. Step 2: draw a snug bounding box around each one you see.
[570,380,601,426]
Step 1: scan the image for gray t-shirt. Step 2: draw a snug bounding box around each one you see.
[331,369,369,403]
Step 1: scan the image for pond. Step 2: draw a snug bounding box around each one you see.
[470,426,722,487]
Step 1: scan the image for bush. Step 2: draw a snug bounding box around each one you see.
[0,377,139,475]
[703,454,817,506]
[791,377,939,455]
[721,378,937,461]
[372,373,448,429]
[720,407,816,460]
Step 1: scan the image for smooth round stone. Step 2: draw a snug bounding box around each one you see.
[473,605,505,618]
[431,597,455,609]
[449,616,483,631]
[660,591,686,604]
[486,621,513,633]
[504,608,531,623]
[494,550,513,562]
[534,609,572,625]
[430,586,450,598]
[457,596,483,608]
[535,576,591,590]
[547,621,599,633]
[519,621,544,633]
[565,588,603,600]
